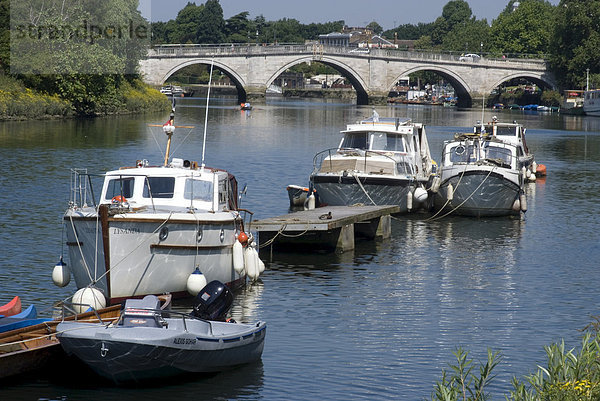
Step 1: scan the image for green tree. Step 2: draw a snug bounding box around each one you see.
[169,2,203,43]
[489,0,555,57]
[366,21,383,35]
[196,0,225,43]
[550,0,600,89]
[225,12,252,43]
[431,0,473,46]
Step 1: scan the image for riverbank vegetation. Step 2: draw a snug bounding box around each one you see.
[432,321,600,401]
[0,0,169,120]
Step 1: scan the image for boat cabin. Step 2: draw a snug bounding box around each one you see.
[442,138,518,170]
[474,119,530,156]
[100,158,234,212]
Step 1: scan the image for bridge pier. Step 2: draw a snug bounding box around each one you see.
[367,91,389,106]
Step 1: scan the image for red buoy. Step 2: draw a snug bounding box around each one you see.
[238,231,248,245]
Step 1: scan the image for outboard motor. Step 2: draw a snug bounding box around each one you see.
[192,280,233,321]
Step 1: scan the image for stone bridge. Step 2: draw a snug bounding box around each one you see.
[139,44,556,107]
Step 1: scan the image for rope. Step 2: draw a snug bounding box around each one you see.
[257,221,312,249]
[352,173,377,206]
[427,165,497,221]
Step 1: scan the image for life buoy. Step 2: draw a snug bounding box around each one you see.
[112,195,127,204]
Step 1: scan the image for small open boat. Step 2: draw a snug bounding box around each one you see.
[57,282,266,383]
[0,304,122,379]
[0,305,51,334]
[0,296,21,317]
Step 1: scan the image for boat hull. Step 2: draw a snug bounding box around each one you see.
[433,169,522,217]
[57,320,266,383]
[65,208,244,303]
[311,174,424,213]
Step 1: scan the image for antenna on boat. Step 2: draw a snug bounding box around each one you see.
[200,59,214,171]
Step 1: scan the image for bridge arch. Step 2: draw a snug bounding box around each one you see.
[266,56,370,105]
[487,72,557,95]
[161,58,249,103]
[394,66,474,107]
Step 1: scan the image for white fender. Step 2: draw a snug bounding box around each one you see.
[520,193,527,212]
[233,239,245,274]
[447,183,454,201]
[72,287,106,314]
[186,268,207,296]
[431,176,441,193]
[245,247,259,281]
[406,191,413,211]
[413,186,428,203]
[52,257,70,287]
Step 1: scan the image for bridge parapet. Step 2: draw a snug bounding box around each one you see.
[148,44,548,70]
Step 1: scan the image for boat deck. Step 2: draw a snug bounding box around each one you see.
[251,205,399,253]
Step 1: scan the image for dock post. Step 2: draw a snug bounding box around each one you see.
[336,224,355,252]
[354,215,391,239]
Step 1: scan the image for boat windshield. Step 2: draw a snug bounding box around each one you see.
[340,132,368,149]
[104,177,135,200]
[183,179,213,202]
[143,177,175,198]
[495,127,516,137]
[485,146,513,165]
[449,144,477,163]
[370,133,405,152]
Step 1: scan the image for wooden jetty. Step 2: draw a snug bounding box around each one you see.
[251,205,400,253]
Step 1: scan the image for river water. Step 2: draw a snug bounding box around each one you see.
[1,97,600,400]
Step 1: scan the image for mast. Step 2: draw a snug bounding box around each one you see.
[163,109,175,166]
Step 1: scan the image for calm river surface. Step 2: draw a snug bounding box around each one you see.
[1,97,600,400]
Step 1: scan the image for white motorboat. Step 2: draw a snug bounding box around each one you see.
[473,117,543,181]
[160,85,184,97]
[431,132,527,217]
[584,89,600,117]
[58,79,264,306]
[309,114,435,213]
[57,283,266,383]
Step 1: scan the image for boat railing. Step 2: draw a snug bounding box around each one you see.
[312,147,414,176]
[442,143,519,169]
[69,168,100,209]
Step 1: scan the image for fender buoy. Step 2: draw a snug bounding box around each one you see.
[112,195,127,204]
[233,239,245,274]
[535,164,547,177]
[238,231,248,245]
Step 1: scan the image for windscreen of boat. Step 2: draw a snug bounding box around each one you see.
[143,177,175,198]
[104,177,135,200]
[370,133,406,152]
[340,132,368,149]
[183,178,213,202]
[449,144,477,163]
[495,127,516,137]
[485,146,513,166]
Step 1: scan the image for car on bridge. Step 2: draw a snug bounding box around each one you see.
[459,53,481,62]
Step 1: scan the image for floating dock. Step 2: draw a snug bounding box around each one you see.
[251,205,400,253]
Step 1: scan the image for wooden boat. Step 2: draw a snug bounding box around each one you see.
[0,304,122,379]
[0,296,21,317]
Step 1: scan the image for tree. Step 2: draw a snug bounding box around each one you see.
[431,0,473,46]
[225,12,252,43]
[550,0,600,89]
[366,21,383,35]
[489,0,555,57]
[196,0,225,43]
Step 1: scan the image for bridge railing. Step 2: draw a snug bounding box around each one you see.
[149,43,548,69]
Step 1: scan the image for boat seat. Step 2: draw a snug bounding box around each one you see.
[121,295,164,328]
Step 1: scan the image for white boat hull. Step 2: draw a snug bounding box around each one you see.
[65,207,243,302]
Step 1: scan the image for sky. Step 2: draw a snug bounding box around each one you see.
[145,0,561,30]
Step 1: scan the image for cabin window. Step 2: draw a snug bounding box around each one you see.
[449,145,476,163]
[143,177,175,198]
[183,179,213,202]
[341,133,368,149]
[496,127,515,136]
[485,146,512,165]
[105,177,134,200]
[370,133,405,152]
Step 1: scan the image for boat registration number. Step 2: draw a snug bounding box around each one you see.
[174,338,196,345]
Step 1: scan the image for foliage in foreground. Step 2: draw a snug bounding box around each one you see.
[432,332,600,401]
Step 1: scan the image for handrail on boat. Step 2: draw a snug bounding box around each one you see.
[312,147,415,176]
